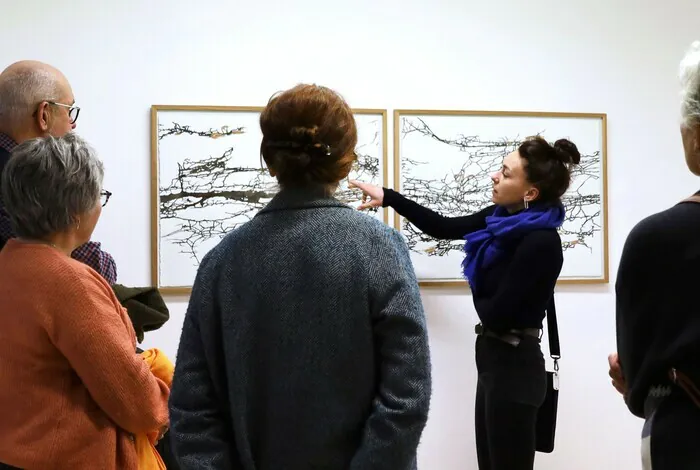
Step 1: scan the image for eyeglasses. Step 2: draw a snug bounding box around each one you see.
[47,101,80,124]
[100,190,112,207]
[33,101,80,124]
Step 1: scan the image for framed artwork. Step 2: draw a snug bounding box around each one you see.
[150,105,388,293]
[393,109,608,286]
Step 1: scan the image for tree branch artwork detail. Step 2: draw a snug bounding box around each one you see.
[395,112,607,283]
[153,107,386,290]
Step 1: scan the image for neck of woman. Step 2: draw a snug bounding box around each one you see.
[16,233,78,257]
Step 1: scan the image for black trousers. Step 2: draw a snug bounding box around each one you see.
[474,334,547,470]
[642,390,700,469]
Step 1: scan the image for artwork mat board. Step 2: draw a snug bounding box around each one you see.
[392,109,609,288]
[150,105,389,294]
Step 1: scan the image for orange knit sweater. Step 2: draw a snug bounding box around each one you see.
[0,239,170,469]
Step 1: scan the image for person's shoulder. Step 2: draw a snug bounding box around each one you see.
[27,246,103,283]
[520,227,562,250]
[334,208,408,247]
[61,255,115,292]
[625,200,700,248]
[26,253,119,314]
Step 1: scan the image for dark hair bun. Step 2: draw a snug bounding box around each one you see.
[553,138,581,165]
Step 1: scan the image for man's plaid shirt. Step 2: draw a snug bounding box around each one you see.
[0,133,117,284]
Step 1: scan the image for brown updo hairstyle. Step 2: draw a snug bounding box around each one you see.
[259,84,358,190]
[518,136,581,204]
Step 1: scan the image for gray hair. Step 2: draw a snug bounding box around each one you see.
[1,133,104,239]
[680,40,700,127]
[0,67,61,125]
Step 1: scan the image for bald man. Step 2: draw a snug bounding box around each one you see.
[0,61,117,284]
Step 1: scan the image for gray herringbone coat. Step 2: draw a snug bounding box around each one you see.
[168,188,432,470]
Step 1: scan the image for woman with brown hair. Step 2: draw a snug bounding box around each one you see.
[168,84,432,470]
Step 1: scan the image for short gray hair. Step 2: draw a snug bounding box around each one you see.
[1,133,104,239]
[680,40,700,127]
[0,67,61,125]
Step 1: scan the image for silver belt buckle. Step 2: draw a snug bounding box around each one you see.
[501,333,521,347]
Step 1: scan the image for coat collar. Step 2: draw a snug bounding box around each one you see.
[257,186,353,216]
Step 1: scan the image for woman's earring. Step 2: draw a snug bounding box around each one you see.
[523,198,529,209]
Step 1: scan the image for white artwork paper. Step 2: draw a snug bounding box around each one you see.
[394,111,607,284]
[153,107,387,290]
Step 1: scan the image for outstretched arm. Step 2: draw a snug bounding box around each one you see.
[383,188,494,239]
[349,179,493,240]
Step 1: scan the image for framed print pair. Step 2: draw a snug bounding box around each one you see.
[151,106,607,293]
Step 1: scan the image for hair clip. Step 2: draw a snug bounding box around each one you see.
[265,140,331,156]
[314,143,331,156]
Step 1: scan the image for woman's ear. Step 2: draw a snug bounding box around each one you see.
[524,186,539,202]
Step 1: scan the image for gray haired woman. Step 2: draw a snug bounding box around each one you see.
[0,133,169,470]
[609,40,700,469]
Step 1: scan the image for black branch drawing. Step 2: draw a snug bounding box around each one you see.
[158,119,382,263]
[399,117,602,257]
[158,122,245,140]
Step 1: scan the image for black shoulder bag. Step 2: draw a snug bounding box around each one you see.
[535,293,560,453]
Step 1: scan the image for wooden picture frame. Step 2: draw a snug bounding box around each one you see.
[392,109,609,287]
[150,105,389,294]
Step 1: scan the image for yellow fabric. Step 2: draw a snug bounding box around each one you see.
[137,348,174,470]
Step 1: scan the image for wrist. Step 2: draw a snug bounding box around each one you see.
[381,187,394,207]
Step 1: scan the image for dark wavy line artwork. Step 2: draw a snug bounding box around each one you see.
[395,112,607,284]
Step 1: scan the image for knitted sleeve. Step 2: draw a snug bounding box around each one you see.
[45,268,169,434]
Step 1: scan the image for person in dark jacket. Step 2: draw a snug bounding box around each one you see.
[608,40,700,470]
[352,135,581,470]
[168,84,432,470]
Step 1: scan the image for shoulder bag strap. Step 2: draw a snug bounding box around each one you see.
[546,294,560,376]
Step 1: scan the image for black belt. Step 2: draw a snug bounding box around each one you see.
[475,323,542,347]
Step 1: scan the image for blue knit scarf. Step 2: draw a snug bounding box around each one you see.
[461,202,565,293]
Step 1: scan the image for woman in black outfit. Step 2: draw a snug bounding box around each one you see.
[608,40,700,470]
[351,135,581,470]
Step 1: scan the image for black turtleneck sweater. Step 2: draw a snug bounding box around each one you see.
[383,188,563,333]
[616,193,700,418]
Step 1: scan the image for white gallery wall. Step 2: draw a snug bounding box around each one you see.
[3,0,700,468]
